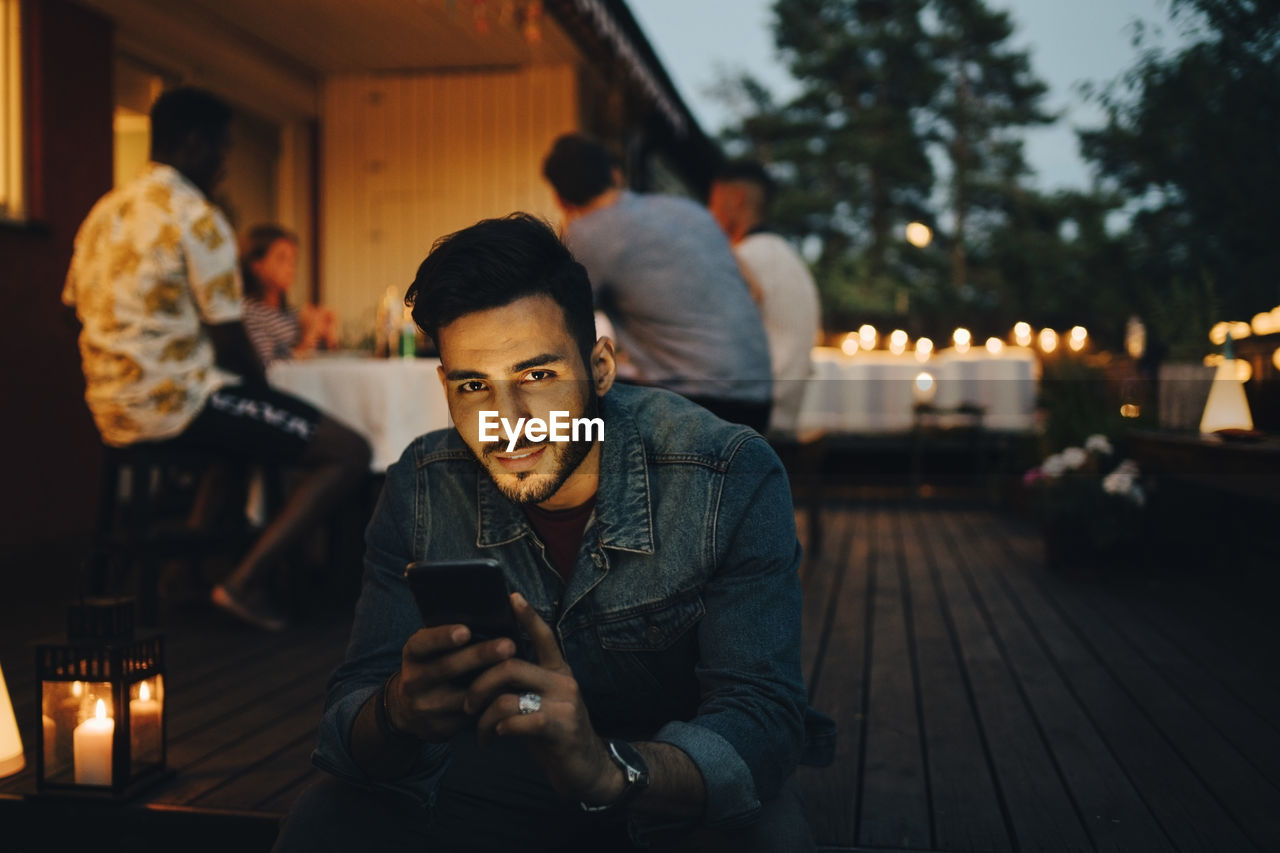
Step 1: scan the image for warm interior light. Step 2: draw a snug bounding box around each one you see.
[1038,328,1059,353]
[1209,322,1230,346]
[841,333,859,356]
[1234,359,1253,383]
[1273,348,1280,372]
[904,221,932,248]
[858,324,877,351]
[1120,403,1141,419]
[94,699,107,720]
[953,328,971,353]
[1252,312,1275,336]
[1230,321,1252,341]
[0,664,24,777]
[140,681,150,702]
[889,329,908,355]
[985,337,1004,355]
[1013,322,1032,347]
[915,337,933,363]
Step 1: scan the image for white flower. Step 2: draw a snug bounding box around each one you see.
[1041,453,1068,478]
[1061,447,1088,470]
[1103,469,1133,495]
[1085,434,1113,455]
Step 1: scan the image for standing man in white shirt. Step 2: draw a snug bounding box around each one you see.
[709,161,822,436]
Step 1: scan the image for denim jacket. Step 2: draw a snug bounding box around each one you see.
[313,383,832,827]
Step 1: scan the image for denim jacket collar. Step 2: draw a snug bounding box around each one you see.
[473,390,655,555]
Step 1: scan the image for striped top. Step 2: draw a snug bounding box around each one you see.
[243,298,301,366]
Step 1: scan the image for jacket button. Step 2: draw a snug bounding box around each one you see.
[645,625,662,645]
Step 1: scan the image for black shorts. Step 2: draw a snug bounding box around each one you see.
[167,385,324,464]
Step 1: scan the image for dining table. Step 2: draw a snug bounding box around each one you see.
[796,346,1039,435]
[268,354,451,472]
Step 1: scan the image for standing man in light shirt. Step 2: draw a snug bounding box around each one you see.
[64,87,369,630]
[709,161,822,436]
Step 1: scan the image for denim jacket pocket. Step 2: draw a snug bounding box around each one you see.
[584,592,705,732]
[595,591,705,652]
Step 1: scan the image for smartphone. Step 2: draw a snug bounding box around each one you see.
[404,558,520,647]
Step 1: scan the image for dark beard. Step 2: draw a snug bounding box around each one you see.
[481,389,602,506]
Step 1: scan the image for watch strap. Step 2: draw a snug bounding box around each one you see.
[580,739,650,813]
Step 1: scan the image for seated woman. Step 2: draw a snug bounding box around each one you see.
[240,224,338,365]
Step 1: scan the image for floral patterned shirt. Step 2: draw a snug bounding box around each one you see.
[63,163,243,446]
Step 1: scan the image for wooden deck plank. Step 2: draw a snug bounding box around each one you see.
[921,509,1097,853]
[198,734,317,812]
[1083,586,1280,792]
[796,507,864,846]
[800,508,847,689]
[972,512,1261,853]
[857,508,931,850]
[993,520,1280,851]
[945,510,1181,852]
[1115,581,1280,729]
[1017,563,1280,851]
[897,509,1011,853]
[151,682,327,806]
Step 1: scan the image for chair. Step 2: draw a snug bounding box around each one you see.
[89,443,263,626]
[910,402,988,498]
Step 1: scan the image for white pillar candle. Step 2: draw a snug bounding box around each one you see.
[73,699,114,785]
[130,681,162,765]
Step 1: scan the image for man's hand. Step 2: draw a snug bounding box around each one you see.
[388,625,517,743]
[464,593,623,804]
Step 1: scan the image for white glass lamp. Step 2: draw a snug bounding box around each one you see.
[0,662,24,777]
[1200,337,1253,433]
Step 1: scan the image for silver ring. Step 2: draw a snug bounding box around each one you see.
[517,692,542,715]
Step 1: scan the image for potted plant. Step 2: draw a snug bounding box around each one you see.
[1024,435,1147,576]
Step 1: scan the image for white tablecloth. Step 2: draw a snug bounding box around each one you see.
[796,347,1038,435]
[269,356,451,471]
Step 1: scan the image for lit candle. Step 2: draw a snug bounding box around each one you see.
[130,681,162,766]
[73,699,113,785]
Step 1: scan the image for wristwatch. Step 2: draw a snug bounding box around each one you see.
[579,739,650,813]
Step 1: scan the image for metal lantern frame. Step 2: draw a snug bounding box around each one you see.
[34,598,167,798]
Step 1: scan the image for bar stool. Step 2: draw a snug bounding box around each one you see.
[89,442,262,625]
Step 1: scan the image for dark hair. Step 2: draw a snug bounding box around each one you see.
[240,223,298,300]
[714,159,777,211]
[405,213,597,367]
[542,134,619,206]
[149,87,232,162]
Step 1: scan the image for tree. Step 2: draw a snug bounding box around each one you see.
[720,0,941,323]
[926,0,1053,293]
[718,0,1054,333]
[1080,0,1280,345]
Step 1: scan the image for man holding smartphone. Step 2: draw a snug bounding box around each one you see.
[274,214,832,851]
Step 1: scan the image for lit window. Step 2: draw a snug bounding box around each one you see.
[0,0,23,220]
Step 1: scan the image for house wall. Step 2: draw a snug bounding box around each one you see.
[320,65,578,339]
[0,0,112,544]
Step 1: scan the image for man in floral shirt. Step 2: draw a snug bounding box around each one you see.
[64,87,369,630]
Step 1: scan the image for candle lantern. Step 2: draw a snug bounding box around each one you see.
[35,597,166,797]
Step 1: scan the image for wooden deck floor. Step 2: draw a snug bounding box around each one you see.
[795,503,1280,853]
[2,502,1279,852]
